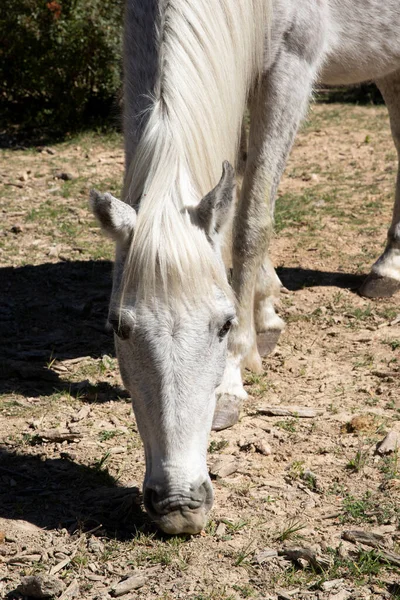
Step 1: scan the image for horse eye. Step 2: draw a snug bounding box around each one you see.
[218,319,232,338]
[109,317,131,340]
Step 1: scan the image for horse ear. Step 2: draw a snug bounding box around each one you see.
[90,189,136,245]
[196,161,235,240]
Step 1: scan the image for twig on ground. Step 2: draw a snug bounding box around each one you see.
[278,546,332,572]
[256,406,322,418]
[342,530,400,568]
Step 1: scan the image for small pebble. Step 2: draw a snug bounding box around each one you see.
[209,456,239,478]
[377,430,400,455]
[322,578,344,591]
[55,171,75,181]
[17,575,65,598]
[110,574,146,597]
[254,440,272,455]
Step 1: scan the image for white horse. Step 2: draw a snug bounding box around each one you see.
[91,0,400,534]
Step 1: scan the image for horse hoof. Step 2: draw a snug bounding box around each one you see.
[359,272,400,298]
[257,328,282,357]
[212,394,242,431]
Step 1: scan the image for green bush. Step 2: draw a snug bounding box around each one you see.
[0,0,123,133]
[316,83,383,105]
[0,3,384,137]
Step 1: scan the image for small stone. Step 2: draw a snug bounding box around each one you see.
[45,147,57,155]
[55,171,75,181]
[71,405,91,422]
[302,172,319,182]
[257,405,321,418]
[321,579,344,591]
[238,438,255,452]
[110,574,146,597]
[109,446,126,455]
[8,553,42,564]
[215,522,226,537]
[209,456,239,478]
[19,172,29,182]
[11,224,23,234]
[59,579,79,600]
[377,431,400,455]
[86,574,104,582]
[48,245,62,257]
[87,537,104,554]
[329,591,351,600]
[54,552,69,560]
[277,590,294,600]
[37,428,82,443]
[254,440,272,455]
[17,575,66,598]
[254,548,278,564]
[60,451,77,461]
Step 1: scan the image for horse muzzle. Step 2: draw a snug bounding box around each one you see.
[143,478,214,534]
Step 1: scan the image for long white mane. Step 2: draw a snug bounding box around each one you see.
[123,0,269,299]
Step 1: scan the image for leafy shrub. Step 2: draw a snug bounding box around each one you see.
[0,3,384,137]
[316,83,383,105]
[0,0,123,132]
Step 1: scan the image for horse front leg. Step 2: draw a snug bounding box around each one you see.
[253,256,286,359]
[212,45,324,431]
[360,70,400,297]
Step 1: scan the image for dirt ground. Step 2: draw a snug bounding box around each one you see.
[0,103,399,600]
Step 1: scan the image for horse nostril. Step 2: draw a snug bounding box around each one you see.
[193,482,207,504]
[109,317,131,340]
[144,480,213,517]
[144,487,160,514]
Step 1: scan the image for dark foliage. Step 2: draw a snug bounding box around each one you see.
[0,3,385,140]
[317,83,384,105]
[0,0,123,136]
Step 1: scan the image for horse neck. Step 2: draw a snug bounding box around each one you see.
[120,0,269,303]
[123,0,269,203]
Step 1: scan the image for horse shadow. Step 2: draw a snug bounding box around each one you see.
[0,261,373,548]
[0,260,366,399]
[276,266,366,292]
[0,448,149,540]
[0,259,129,400]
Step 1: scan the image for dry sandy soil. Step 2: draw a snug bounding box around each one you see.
[0,103,399,600]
